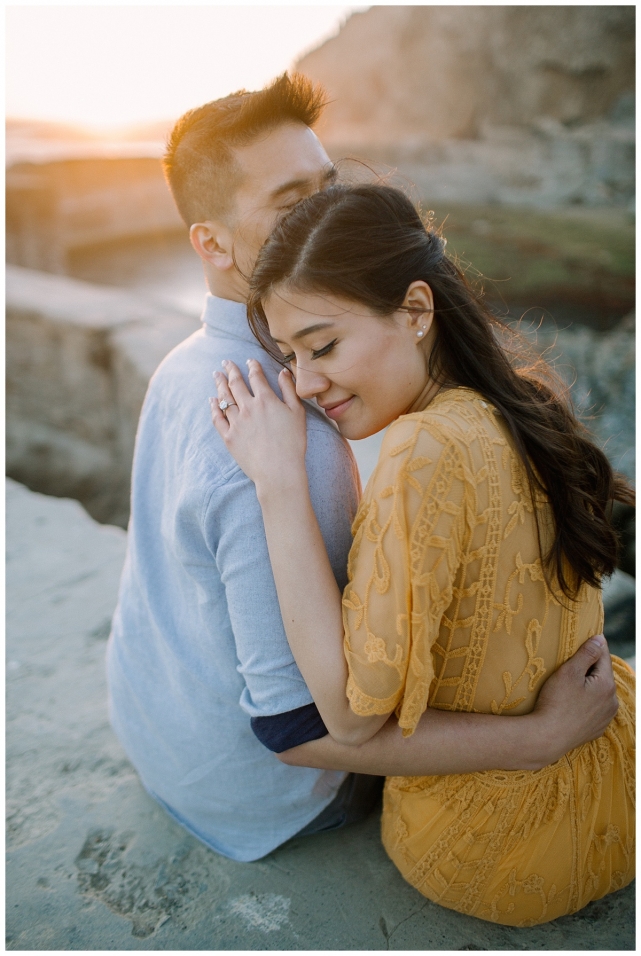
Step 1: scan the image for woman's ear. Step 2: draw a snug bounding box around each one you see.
[190,221,235,271]
[401,281,435,340]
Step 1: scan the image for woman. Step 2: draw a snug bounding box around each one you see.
[211,184,635,926]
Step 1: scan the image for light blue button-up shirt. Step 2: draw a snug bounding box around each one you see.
[107,295,361,861]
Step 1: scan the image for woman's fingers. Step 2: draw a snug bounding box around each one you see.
[212,360,288,437]
[213,359,301,440]
[210,395,230,437]
[221,360,253,408]
[213,370,240,419]
[278,366,301,410]
[246,358,285,401]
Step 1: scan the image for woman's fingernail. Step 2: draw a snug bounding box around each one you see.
[590,635,606,647]
[222,360,229,368]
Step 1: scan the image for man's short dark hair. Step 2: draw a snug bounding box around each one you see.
[163,72,327,226]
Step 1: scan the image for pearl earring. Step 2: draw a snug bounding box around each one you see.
[416,325,427,338]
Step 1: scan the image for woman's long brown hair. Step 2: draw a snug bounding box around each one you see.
[247,184,634,598]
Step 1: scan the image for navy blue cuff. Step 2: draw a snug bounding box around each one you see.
[251,702,328,753]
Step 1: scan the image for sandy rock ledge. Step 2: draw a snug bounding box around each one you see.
[6,480,635,950]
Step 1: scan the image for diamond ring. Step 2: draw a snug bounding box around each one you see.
[218,399,237,412]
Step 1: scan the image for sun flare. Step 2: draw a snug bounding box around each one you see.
[6,5,360,132]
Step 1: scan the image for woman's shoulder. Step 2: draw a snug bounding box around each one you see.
[381,388,494,456]
[363,390,480,499]
[417,386,495,426]
[365,388,506,501]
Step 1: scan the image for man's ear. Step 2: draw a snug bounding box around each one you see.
[401,281,435,339]
[190,221,235,271]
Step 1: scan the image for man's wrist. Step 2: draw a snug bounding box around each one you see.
[516,711,561,771]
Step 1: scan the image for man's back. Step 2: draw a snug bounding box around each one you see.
[107,296,360,861]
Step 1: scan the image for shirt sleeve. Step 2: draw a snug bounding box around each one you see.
[250,703,328,753]
[343,415,468,736]
[204,412,360,720]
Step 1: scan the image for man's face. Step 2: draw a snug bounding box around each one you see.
[226,122,336,280]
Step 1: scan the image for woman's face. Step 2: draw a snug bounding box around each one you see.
[264,284,435,439]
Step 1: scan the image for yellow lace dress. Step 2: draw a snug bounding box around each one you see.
[343,388,635,926]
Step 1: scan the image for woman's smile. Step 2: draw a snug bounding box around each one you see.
[318,395,355,420]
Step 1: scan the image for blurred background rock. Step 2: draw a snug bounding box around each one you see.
[6,5,634,655]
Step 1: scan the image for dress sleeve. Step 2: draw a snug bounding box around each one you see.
[343,415,468,736]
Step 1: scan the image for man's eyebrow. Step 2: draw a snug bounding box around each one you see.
[273,322,335,344]
[270,178,310,200]
[270,164,337,201]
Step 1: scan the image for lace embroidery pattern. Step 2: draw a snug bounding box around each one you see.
[451,404,502,712]
[343,390,635,926]
[383,687,634,925]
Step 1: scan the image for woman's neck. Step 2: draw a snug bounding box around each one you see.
[405,376,447,416]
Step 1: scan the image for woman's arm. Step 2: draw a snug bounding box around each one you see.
[213,360,389,745]
[258,471,388,745]
[277,636,619,774]
[213,363,620,762]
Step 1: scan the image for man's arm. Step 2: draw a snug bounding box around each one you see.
[277,637,619,774]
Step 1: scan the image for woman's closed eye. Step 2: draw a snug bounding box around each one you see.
[281,339,338,365]
[311,339,338,360]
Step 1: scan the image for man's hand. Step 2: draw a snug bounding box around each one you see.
[276,635,620,776]
[531,635,618,766]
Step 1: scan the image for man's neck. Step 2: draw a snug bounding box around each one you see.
[205,266,248,304]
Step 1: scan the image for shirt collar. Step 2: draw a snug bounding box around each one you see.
[201,294,257,345]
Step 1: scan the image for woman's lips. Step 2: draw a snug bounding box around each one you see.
[321,396,355,420]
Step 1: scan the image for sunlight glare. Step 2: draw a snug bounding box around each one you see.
[6,6,361,132]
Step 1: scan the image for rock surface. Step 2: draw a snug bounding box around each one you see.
[5,479,635,950]
[6,154,183,274]
[297,6,634,208]
[6,265,200,527]
[300,6,634,142]
[531,313,635,483]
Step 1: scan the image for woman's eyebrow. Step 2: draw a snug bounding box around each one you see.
[292,322,335,341]
[273,322,335,344]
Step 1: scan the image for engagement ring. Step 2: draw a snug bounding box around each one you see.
[218,399,237,412]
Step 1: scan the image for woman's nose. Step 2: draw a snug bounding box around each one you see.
[293,364,330,400]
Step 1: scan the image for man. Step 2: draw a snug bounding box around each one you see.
[107,74,617,862]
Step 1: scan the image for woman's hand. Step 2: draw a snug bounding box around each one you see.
[211,359,307,497]
[213,359,388,747]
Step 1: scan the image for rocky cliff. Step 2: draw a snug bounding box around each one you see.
[297,6,634,207]
[6,266,200,526]
[299,6,634,143]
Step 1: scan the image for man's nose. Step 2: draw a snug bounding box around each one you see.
[293,364,330,400]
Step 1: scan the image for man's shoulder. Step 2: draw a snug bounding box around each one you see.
[304,405,355,460]
[151,326,223,380]
[138,324,358,491]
